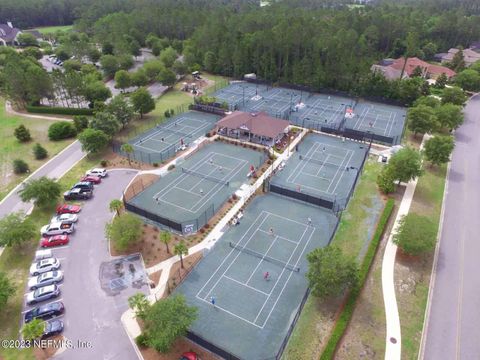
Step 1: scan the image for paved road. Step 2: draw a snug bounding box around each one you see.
[21,170,148,360]
[0,141,84,218]
[423,94,480,360]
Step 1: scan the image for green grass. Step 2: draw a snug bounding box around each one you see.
[0,100,74,201]
[33,25,73,34]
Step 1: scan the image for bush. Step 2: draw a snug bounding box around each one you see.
[14,125,31,142]
[48,121,77,141]
[135,333,149,348]
[33,143,48,160]
[393,213,437,256]
[73,115,89,132]
[26,105,94,116]
[100,160,108,167]
[153,162,159,167]
[13,159,29,174]
[167,164,175,171]
[164,110,171,118]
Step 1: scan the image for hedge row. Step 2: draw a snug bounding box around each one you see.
[320,198,395,360]
[26,105,94,116]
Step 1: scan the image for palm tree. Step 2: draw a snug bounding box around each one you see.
[109,199,123,216]
[22,319,45,341]
[121,143,134,166]
[128,292,150,319]
[160,231,172,254]
[174,241,188,269]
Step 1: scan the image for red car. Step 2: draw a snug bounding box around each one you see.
[80,175,101,184]
[41,235,69,248]
[180,352,200,360]
[56,204,82,214]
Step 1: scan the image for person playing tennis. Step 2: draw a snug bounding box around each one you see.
[264,272,270,281]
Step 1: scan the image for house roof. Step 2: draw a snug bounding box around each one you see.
[442,48,480,65]
[0,24,20,42]
[390,57,456,78]
[216,111,289,138]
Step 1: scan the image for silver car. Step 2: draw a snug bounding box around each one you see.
[50,213,78,225]
[86,168,107,177]
[28,271,64,290]
[26,284,61,305]
[30,258,61,276]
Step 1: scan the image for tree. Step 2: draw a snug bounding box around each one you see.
[14,125,31,142]
[159,47,177,68]
[102,42,114,55]
[424,135,455,166]
[90,112,121,137]
[73,115,89,132]
[33,143,48,160]
[449,49,466,72]
[88,47,102,63]
[105,213,142,251]
[172,60,187,75]
[120,143,134,166]
[109,199,123,216]
[63,59,82,72]
[17,33,37,47]
[413,96,440,109]
[159,231,172,254]
[118,54,134,71]
[398,77,423,106]
[19,177,61,207]
[128,293,150,320]
[143,61,165,81]
[0,272,15,309]
[174,241,188,268]
[83,81,112,106]
[142,294,197,353]
[393,213,436,256]
[157,68,176,86]
[23,47,42,60]
[114,70,131,92]
[13,159,29,174]
[411,66,423,78]
[100,55,119,78]
[0,212,36,247]
[21,319,45,341]
[131,88,155,118]
[107,95,134,129]
[441,86,467,106]
[131,70,149,87]
[435,73,448,89]
[407,105,438,135]
[377,167,395,194]
[48,121,77,141]
[203,51,217,72]
[455,69,480,92]
[422,42,437,60]
[435,103,464,130]
[78,128,110,155]
[470,61,480,73]
[388,147,423,184]
[306,246,358,299]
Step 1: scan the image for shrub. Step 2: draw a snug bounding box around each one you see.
[153,162,159,167]
[167,164,175,171]
[164,110,171,118]
[14,125,32,142]
[26,105,94,116]
[100,160,108,167]
[48,122,77,141]
[135,333,149,348]
[73,115,89,132]
[32,143,48,160]
[13,159,29,174]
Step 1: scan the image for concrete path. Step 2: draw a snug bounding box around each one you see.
[421,94,480,360]
[382,134,429,360]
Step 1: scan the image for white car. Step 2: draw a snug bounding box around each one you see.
[86,168,107,178]
[50,213,78,225]
[30,258,61,276]
[26,284,61,305]
[41,222,75,236]
[28,271,64,290]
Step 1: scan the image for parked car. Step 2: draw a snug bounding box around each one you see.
[42,319,64,338]
[26,284,61,305]
[180,352,200,360]
[63,188,92,201]
[56,203,82,214]
[50,213,78,225]
[80,175,101,184]
[41,222,75,236]
[40,235,69,248]
[86,168,107,178]
[24,301,65,323]
[28,271,64,290]
[35,249,52,261]
[30,258,61,276]
[71,181,94,192]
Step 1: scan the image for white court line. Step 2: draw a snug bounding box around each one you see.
[245,234,280,285]
[286,141,322,184]
[353,106,369,129]
[223,275,270,296]
[326,148,353,194]
[257,229,299,245]
[315,154,332,177]
[196,297,263,328]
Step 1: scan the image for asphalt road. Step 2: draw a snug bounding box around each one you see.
[423,94,480,360]
[0,140,85,218]
[21,170,148,360]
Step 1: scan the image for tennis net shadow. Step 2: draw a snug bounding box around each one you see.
[181,167,230,186]
[299,155,347,170]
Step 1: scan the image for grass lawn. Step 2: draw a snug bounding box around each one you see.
[282,159,385,359]
[33,25,73,34]
[0,100,74,201]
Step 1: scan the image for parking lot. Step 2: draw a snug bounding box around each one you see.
[21,170,148,360]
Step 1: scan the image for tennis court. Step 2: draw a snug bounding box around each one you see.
[176,194,338,359]
[126,141,265,234]
[129,111,221,156]
[270,133,369,210]
[214,82,268,109]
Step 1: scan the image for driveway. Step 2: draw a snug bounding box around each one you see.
[21,169,149,360]
[423,94,480,359]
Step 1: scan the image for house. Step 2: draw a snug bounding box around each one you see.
[215,111,289,146]
[371,57,456,80]
[0,22,22,46]
[437,48,480,67]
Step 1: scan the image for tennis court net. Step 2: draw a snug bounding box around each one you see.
[181,168,229,186]
[163,127,192,138]
[299,155,345,169]
[229,242,300,272]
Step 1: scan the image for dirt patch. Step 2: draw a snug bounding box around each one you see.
[123,174,159,202]
[140,337,220,360]
[33,335,64,359]
[149,270,162,286]
[102,151,156,171]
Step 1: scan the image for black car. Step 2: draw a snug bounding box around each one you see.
[63,188,92,200]
[24,301,65,323]
[71,181,94,192]
[42,319,64,339]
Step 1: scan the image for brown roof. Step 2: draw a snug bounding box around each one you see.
[216,111,289,138]
[390,57,456,78]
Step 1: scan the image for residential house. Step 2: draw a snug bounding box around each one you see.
[371,57,456,80]
[437,48,480,67]
[0,22,22,46]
